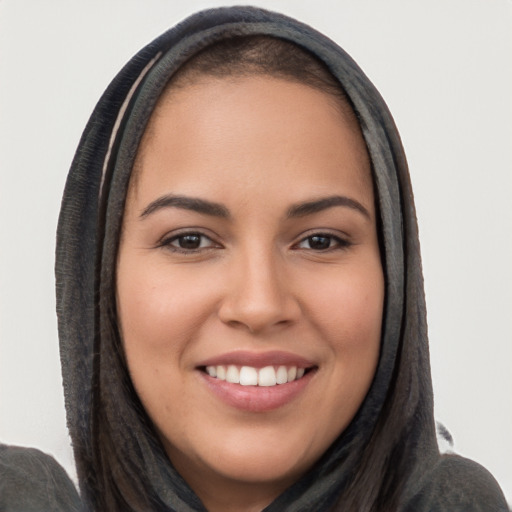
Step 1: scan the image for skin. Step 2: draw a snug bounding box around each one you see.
[117,76,384,512]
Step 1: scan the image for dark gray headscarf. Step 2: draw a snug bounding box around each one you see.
[55,6,508,512]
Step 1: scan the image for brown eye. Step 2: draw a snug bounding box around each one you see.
[296,233,350,251]
[175,234,202,249]
[307,235,332,250]
[162,232,217,252]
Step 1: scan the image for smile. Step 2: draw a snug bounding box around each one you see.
[196,351,317,411]
[205,365,307,386]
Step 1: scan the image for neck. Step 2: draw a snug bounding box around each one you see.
[172,457,296,512]
[195,481,278,512]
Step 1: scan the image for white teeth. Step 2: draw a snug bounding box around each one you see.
[204,364,308,386]
[239,366,258,386]
[258,366,277,387]
[276,365,288,384]
[216,365,226,380]
[226,365,239,383]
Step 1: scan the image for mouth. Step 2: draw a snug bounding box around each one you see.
[196,351,317,412]
[200,364,312,386]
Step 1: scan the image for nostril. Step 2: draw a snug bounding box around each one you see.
[225,319,253,332]
[218,296,301,334]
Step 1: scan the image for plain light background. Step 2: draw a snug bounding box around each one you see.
[1,0,511,505]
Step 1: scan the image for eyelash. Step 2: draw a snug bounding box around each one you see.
[158,230,351,254]
[293,232,351,252]
[158,231,218,254]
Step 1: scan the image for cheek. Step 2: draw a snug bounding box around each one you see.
[117,257,212,370]
[304,258,384,344]
[116,254,238,409]
[116,257,217,426]
[304,256,384,399]
[317,274,383,427]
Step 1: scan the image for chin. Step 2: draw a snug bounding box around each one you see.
[163,421,321,488]
[215,442,309,483]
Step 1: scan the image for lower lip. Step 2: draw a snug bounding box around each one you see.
[200,370,315,412]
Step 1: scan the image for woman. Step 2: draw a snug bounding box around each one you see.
[1,6,508,512]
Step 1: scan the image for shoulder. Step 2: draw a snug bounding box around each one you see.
[0,444,82,512]
[402,454,509,512]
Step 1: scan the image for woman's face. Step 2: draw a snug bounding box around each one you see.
[117,76,384,503]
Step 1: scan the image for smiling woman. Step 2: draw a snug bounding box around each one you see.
[116,74,384,510]
[1,5,509,512]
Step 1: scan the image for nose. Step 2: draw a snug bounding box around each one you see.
[217,248,301,334]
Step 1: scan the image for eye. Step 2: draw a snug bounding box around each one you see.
[296,233,349,251]
[161,232,218,252]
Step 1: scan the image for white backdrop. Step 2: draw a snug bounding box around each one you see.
[1,0,510,505]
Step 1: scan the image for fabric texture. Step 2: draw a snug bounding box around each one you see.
[1,6,507,512]
[0,444,81,512]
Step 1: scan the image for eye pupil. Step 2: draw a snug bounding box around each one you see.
[179,234,201,249]
[309,235,331,250]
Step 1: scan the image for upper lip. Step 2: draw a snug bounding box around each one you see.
[196,350,315,369]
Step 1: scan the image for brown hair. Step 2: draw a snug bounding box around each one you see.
[131,35,363,188]
[167,35,354,114]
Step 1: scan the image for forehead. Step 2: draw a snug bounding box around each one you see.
[130,76,373,210]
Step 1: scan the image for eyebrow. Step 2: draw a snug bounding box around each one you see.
[140,194,230,219]
[139,193,370,221]
[286,195,370,219]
